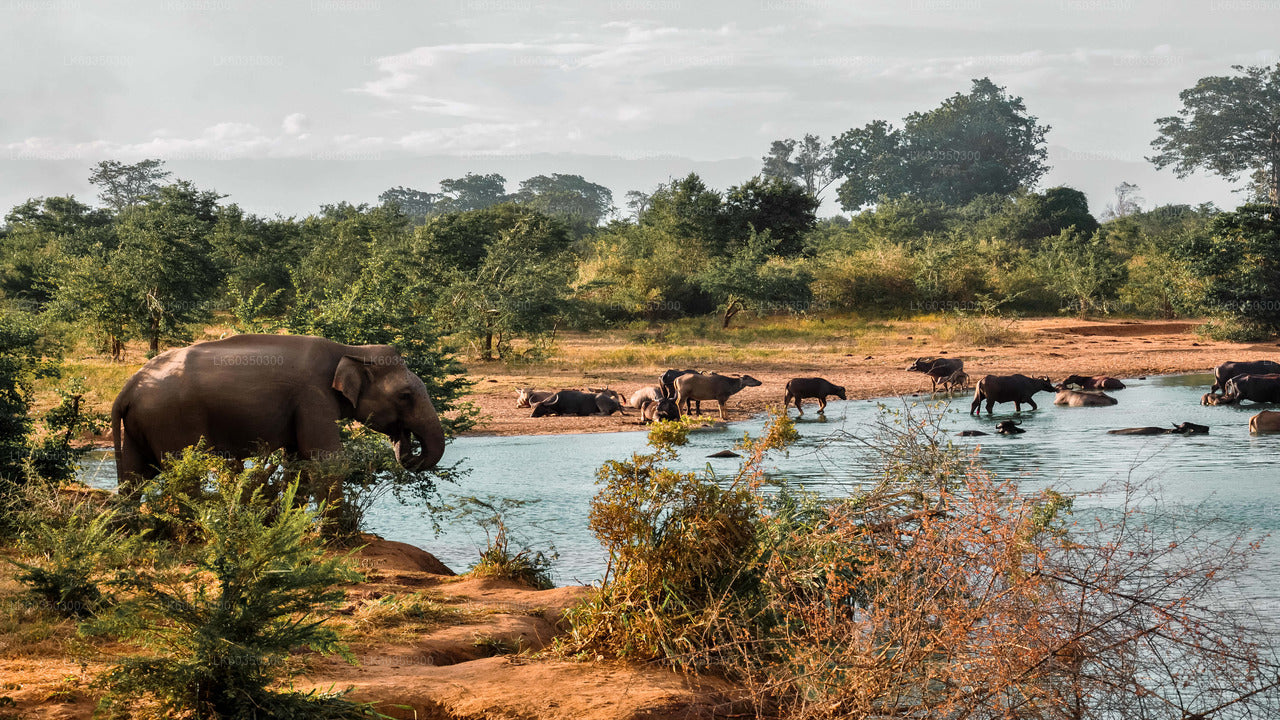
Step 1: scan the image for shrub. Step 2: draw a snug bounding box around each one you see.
[450,495,556,590]
[97,452,374,719]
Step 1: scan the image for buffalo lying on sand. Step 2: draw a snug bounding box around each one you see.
[628,385,665,409]
[1107,422,1209,436]
[530,390,624,417]
[970,374,1056,416]
[1062,374,1126,390]
[638,398,680,423]
[908,357,964,392]
[783,377,846,415]
[515,387,553,408]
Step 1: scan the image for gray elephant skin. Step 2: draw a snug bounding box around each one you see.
[112,334,446,493]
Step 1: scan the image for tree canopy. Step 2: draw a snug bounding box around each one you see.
[1150,62,1280,205]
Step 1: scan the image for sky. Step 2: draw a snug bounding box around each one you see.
[2,0,1276,218]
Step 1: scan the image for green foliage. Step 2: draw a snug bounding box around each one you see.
[559,414,795,667]
[1151,63,1280,205]
[98,451,371,720]
[833,78,1050,209]
[9,500,136,618]
[449,496,557,590]
[761,134,836,200]
[88,159,172,212]
[26,378,107,484]
[1180,204,1280,332]
[1039,229,1127,316]
[512,173,614,236]
[698,229,813,328]
[436,172,509,213]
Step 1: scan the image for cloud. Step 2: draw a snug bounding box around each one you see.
[282,113,310,136]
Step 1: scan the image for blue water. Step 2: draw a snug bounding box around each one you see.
[79,373,1280,593]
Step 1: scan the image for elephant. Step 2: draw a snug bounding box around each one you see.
[112,334,446,498]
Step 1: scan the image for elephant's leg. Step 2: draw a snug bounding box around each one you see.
[294,407,345,522]
[116,431,158,499]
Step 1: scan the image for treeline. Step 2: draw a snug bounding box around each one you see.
[4,70,1280,366]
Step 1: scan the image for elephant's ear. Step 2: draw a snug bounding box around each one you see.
[333,356,369,408]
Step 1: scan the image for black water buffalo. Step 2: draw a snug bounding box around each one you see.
[660,369,703,414]
[638,398,680,424]
[907,357,965,392]
[1062,374,1126,390]
[1202,392,1232,406]
[1054,389,1118,407]
[969,374,1056,416]
[996,420,1025,434]
[1221,373,1280,404]
[1107,422,1209,436]
[530,390,624,417]
[783,377,846,415]
[1211,360,1280,394]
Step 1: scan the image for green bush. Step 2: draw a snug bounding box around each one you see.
[449,496,556,590]
[97,451,374,720]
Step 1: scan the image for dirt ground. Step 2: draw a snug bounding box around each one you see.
[463,318,1270,436]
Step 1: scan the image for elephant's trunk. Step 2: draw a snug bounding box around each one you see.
[396,401,446,471]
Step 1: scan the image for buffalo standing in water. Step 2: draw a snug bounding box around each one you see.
[969,374,1056,416]
[907,357,965,392]
[1210,360,1280,395]
[783,377,846,415]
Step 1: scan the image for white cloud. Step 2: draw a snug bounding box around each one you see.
[282,113,310,136]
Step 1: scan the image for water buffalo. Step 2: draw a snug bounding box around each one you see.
[1054,389,1119,407]
[674,373,762,420]
[970,374,1056,416]
[587,386,624,406]
[515,387,553,408]
[660,369,703,414]
[638,398,680,424]
[1211,360,1280,394]
[783,377,846,415]
[1202,392,1233,406]
[530,390,624,417]
[907,357,965,392]
[940,370,970,392]
[1221,374,1280,404]
[1062,374,1126,390]
[628,385,665,409]
[996,420,1025,434]
[957,430,988,436]
[1250,410,1280,434]
[1107,422,1209,436]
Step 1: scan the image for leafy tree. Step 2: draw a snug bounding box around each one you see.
[1041,229,1126,317]
[99,452,373,719]
[761,133,836,199]
[110,182,223,353]
[642,173,730,255]
[722,176,819,256]
[0,313,41,498]
[830,119,907,210]
[577,223,712,321]
[435,214,576,359]
[1151,63,1280,205]
[209,206,306,312]
[833,78,1050,209]
[513,173,614,233]
[378,185,441,222]
[437,173,508,212]
[624,189,655,221]
[698,229,813,328]
[88,158,172,212]
[0,196,114,306]
[1180,203,1280,332]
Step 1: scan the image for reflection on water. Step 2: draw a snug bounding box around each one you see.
[79,374,1280,594]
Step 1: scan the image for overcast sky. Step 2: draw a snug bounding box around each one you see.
[2,0,1275,217]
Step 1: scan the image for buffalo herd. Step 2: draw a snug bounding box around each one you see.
[513,356,1280,436]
